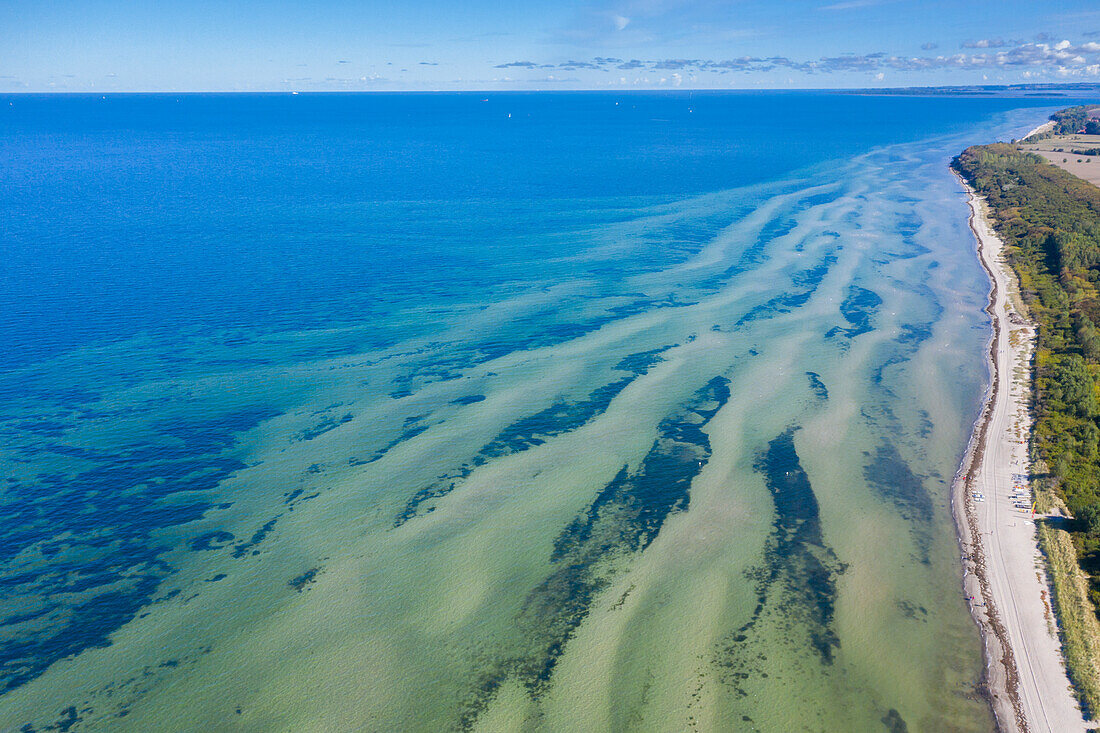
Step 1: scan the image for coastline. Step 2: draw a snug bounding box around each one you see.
[953,175,1089,732]
[1023,120,1055,140]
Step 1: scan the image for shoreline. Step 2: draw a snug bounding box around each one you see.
[952,174,1089,732]
[1023,120,1055,140]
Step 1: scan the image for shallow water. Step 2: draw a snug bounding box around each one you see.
[0,92,1079,731]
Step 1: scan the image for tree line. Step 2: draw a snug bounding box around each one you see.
[1050,106,1100,135]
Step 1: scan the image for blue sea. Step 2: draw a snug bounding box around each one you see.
[0,92,1076,730]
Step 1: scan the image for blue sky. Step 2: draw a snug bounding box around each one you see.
[4,1,1100,91]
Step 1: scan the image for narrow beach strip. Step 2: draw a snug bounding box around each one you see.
[953,174,1089,733]
[1022,120,1055,140]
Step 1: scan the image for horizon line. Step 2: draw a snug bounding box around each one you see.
[3,84,1098,96]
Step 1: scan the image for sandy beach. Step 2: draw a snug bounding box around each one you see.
[1023,120,1055,140]
[955,178,1089,732]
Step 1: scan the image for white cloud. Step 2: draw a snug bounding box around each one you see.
[962,39,1005,49]
[494,34,1100,83]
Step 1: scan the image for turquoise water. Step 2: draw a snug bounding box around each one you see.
[0,92,1076,730]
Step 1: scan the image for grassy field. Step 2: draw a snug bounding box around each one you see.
[1020,134,1100,186]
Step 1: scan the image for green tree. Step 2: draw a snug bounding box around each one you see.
[1079,503,1100,536]
[1050,354,1098,418]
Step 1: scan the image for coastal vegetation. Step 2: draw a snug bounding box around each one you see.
[1038,107,1100,138]
[1038,517,1100,716]
[953,120,1100,714]
[953,142,1100,534]
[1051,106,1096,135]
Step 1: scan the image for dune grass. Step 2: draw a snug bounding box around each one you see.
[1038,514,1100,722]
